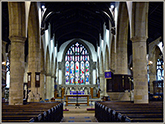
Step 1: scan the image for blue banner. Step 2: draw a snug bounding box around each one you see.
[105,71,112,79]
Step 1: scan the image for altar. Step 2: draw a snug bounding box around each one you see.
[65,94,89,106]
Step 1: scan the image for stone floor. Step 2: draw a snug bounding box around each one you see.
[61,104,98,122]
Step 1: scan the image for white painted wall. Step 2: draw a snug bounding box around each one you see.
[42,28,56,74]
[59,70,62,85]
[93,70,96,84]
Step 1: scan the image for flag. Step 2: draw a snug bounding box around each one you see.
[105,71,112,79]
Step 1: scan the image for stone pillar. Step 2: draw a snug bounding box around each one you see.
[115,2,128,75]
[9,36,26,105]
[27,2,40,101]
[27,45,40,100]
[46,74,52,99]
[115,44,128,74]
[40,70,46,100]
[131,2,149,104]
[8,2,26,105]
[132,37,148,104]
[99,74,105,97]
[51,76,55,98]
[115,41,128,74]
[104,79,108,96]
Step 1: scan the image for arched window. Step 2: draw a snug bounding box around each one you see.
[156,59,164,81]
[65,42,90,85]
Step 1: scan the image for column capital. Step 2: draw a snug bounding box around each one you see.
[9,36,26,43]
[130,36,148,42]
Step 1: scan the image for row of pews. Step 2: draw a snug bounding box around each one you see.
[2,102,63,122]
[95,101,163,122]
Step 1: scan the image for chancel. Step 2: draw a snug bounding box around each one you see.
[1,1,164,123]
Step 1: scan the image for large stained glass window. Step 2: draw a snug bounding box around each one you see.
[65,42,90,85]
[156,59,164,81]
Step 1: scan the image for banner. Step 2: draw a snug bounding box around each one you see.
[105,70,112,79]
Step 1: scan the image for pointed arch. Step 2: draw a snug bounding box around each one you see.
[28,2,39,44]
[28,2,40,71]
[8,2,26,38]
[131,2,148,39]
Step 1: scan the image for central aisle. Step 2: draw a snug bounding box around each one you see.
[61,104,98,122]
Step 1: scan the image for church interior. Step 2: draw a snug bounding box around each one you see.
[1,1,164,122]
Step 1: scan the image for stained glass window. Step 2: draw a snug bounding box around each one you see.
[156,59,164,81]
[65,42,90,85]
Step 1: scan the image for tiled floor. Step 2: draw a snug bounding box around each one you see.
[61,104,97,122]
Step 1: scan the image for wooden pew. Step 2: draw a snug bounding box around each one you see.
[2,118,35,122]
[95,101,163,122]
[125,116,163,122]
[2,117,35,122]
[2,102,63,122]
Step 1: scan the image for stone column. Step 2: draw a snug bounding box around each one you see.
[115,2,128,75]
[115,41,128,74]
[46,74,52,99]
[104,79,108,96]
[27,44,40,100]
[51,76,55,98]
[131,2,149,104]
[99,74,105,97]
[132,37,148,104]
[27,2,40,101]
[40,70,46,100]
[8,2,26,105]
[9,36,26,105]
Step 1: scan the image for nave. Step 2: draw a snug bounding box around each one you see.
[1,1,164,123]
